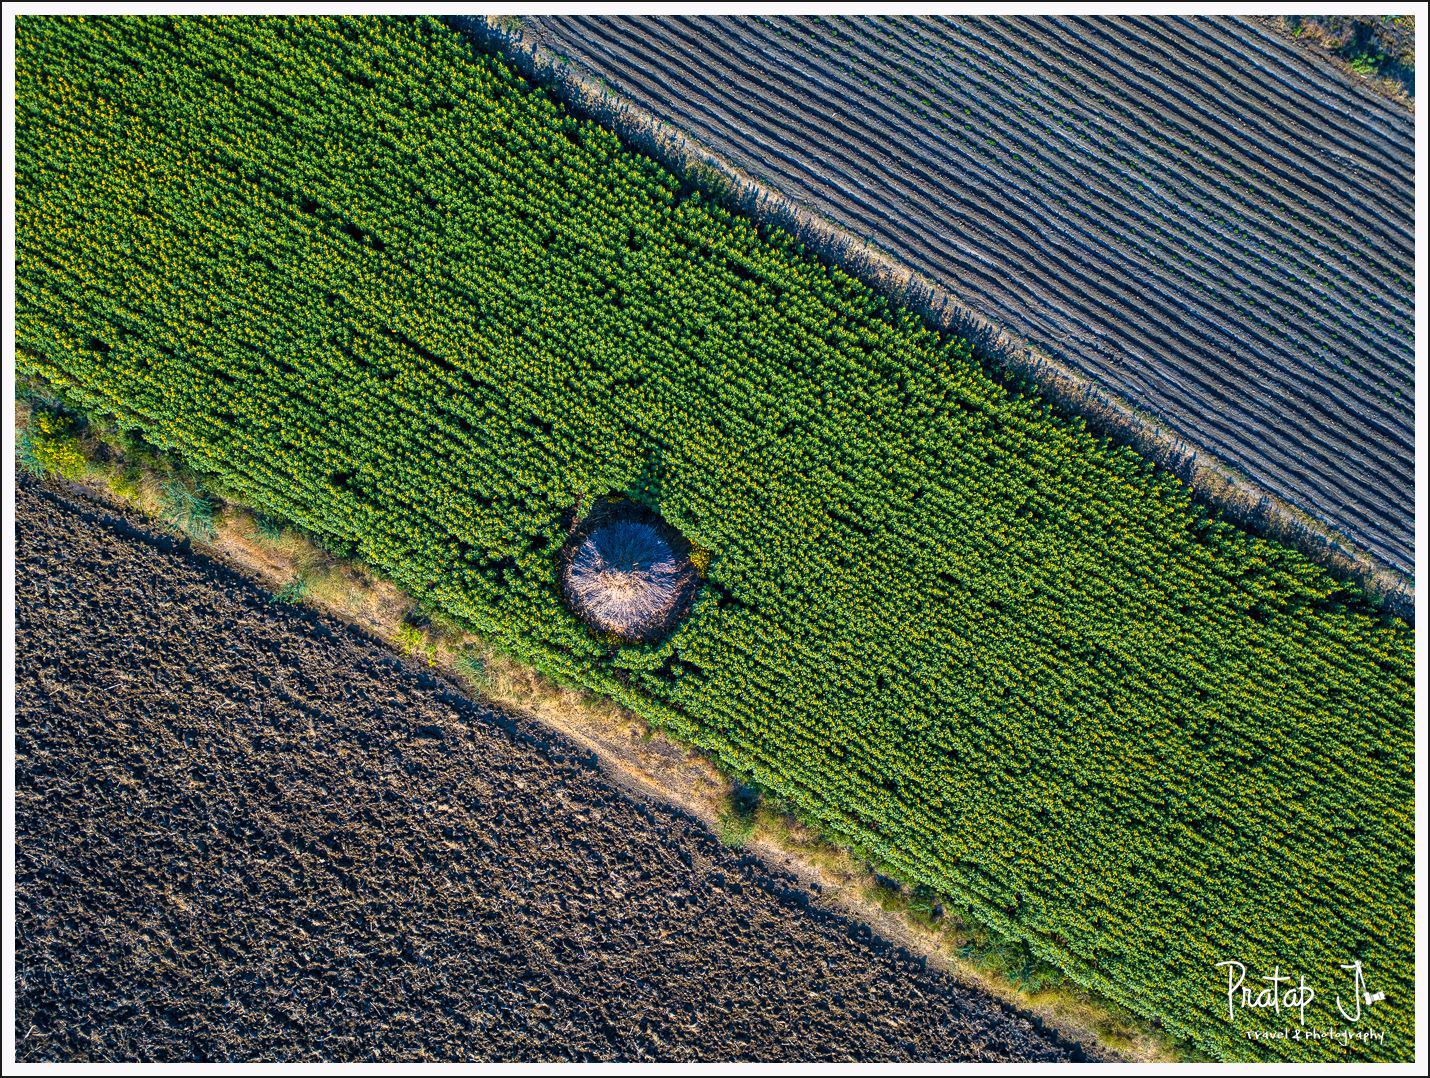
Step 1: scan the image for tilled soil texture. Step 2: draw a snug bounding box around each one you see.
[14,480,1089,1064]
[504,15,1414,574]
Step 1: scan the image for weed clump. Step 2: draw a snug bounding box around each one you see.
[254,514,285,540]
[159,479,216,539]
[272,578,307,604]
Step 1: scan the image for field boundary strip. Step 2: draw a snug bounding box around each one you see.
[447,14,1413,620]
[1251,15,1414,107]
[17,462,1125,1062]
[13,474,1103,1063]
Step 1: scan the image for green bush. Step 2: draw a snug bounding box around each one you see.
[15,15,1414,1060]
[21,408,88,479]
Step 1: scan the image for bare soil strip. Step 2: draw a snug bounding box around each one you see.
[15,477,1094,1063]
[460,14,1414,591]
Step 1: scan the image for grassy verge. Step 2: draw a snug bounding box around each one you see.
[15,392,1188,1062]
[1257,14,1415,106]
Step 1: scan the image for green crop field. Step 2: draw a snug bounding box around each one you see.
[15,15,1414,1061]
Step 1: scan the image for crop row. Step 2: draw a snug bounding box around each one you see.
[513,14,1416,572]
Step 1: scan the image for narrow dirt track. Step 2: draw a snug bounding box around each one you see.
[507,14,1414,574]
[14,478,1093,1063]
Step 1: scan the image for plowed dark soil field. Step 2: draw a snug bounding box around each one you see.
[14,479,1089,1063]
[507,14,1415,574]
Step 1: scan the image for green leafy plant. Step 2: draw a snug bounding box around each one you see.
[158,480,216,540]
[21,409,88,479]
[392,622,432,658]
[273,578,308,604]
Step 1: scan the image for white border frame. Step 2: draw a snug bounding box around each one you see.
[2,4,1425,1074]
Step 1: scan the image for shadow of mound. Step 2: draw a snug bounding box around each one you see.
[558,499,701,644]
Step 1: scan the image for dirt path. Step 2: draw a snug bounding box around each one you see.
[15,477,1094,1063]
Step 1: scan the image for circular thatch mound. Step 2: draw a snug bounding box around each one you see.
[558,500,701,644]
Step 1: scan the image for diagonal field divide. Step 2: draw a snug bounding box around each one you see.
[15,477,1095,1063]
[460,14,1416,612]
